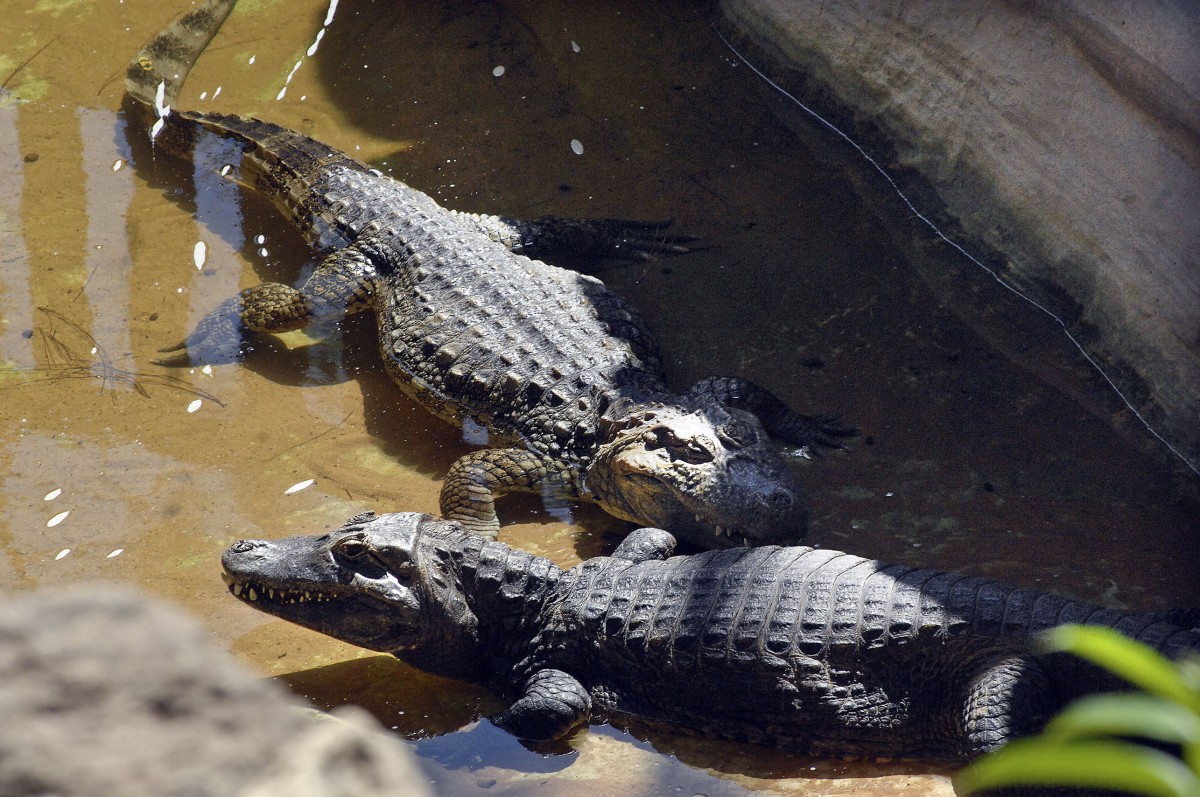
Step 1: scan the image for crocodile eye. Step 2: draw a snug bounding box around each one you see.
[335,534,370,561]
[646,426,714,464]
[718,418,757,448]
[679,440,714,464]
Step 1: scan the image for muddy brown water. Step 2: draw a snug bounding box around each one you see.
[1,1,1196,794]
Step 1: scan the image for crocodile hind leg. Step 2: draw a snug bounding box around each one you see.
[158,241,380,364]
[961,655,1056,757]
[452,211,698,264]
[684,376,857,454]
[491,668,592,742]
[440,448,565,538]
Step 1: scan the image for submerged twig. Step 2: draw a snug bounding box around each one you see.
[0,306,225,406]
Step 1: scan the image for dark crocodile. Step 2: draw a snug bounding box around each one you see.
[127,0,852,549]
[222,510,1200,759]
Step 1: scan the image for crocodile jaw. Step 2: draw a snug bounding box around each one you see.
[220,517,431,653]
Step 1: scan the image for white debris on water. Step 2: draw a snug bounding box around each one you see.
[47,510,70,528]
[44,488,62,501]
[279,0,340,99]
[55,548,70,561]
[112,159,124,172]
[187,399,202,413]
[492,65,505,77]
[193,240,206,270]
[107,549,124,559]
[570,139,584,155]
[571,41,581,53]
[201,365,213,376]
[285,479,316,495]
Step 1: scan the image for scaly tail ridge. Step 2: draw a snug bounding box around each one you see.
[124,0,238,118]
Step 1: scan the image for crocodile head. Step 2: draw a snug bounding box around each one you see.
[220,511,484,678]
[587,403,807,548]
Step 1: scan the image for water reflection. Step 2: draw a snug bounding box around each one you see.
[0,104,33,369]
[79,107,134,383]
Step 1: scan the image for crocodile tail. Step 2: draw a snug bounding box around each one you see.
[124,0,238,123]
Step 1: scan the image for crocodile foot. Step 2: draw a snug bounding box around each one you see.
[154,296,247,366]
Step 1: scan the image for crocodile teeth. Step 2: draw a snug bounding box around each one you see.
[232,582,243,597]
[248,587,258,601]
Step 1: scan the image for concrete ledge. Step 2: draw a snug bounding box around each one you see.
[720,0,1200,470]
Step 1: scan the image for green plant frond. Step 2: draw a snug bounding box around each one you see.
[954,738,1200,797]
[1043,692,1200,745]
[1041,626,1200,713]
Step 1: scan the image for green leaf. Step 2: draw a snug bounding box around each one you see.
[954,738,1200,797]
[1041,626,1200,713]
[1043,692,1200,746]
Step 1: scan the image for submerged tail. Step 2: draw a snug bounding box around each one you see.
[124,0,238,127]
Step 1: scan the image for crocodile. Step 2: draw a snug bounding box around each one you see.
[127,0,853,548]
[222,510,1200,759]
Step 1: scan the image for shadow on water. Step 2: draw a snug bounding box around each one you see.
[278,654,958,789]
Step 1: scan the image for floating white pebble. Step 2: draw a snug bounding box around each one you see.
[55,548,70,560]
[570,139,584,155]
[258,247,269,257]
[255,234,266,244]
[107,549,124,559]
[285,479,315,495]
[492,65,505,77]
[44,488,62,501]
[47,510,71,528]
[187,399,202,413]
[193,240,207,270]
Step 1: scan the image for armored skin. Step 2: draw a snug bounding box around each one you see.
[222,511,1200,759]
[127,0,852,548]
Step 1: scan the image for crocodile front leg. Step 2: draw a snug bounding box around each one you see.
[685,376,857,453]
[440,448,564,538]
[453,211,697,263]
[610,527,676,563]
[159,241,379,363]
[491,668,592,742]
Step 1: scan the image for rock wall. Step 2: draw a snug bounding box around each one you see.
[0,586,431,797]
[720,0,1200,471]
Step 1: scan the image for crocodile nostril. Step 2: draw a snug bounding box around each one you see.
[763,490,793,513]
[228,540,261,554]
